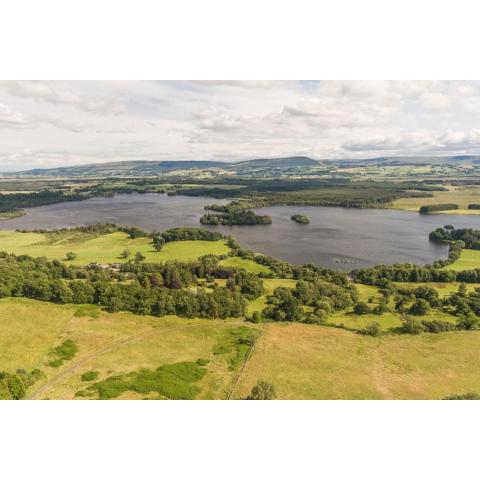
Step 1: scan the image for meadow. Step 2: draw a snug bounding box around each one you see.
[442,249,480,271]
[232,322,480,399]
[392,185,480,213]
[3,296,479,400]
[219,256,271,274]
[0,230,229,264]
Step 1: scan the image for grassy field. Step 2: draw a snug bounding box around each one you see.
[0,297,259,400]
[391,185,480,213]
[233,322,480,399]
[441,249,480,271]
[247,278,297,315]
[2,296,479,400]
[0,298,75,371]
[219,256,271,274]
[0,230,229,264]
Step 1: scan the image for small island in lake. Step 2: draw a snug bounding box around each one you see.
[290,214,310,224]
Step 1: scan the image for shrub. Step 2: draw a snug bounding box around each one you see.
[359,321,381,337]
[445,392,480,400]
[246,380,277,400]
[408,298,430,316]
[401,317,425,334]
[353,302,371,314]
[81,371,99,382]
[65,252,77,261]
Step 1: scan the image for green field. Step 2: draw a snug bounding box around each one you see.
[247,278,297,315]
[394,281,480,297]
[442,249,480,271]
[0,230,229,264]
[219,256,271,274]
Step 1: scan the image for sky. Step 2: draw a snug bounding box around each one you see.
[1,80,480,171]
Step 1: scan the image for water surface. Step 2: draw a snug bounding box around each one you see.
[3,193,480,269]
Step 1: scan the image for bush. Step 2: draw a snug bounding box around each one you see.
[246,380,276,400]
[408,298,430,316]
[353,302,371,314]
[81,371,99,382]
[359,321,381,336]
[445,392,480,400]
[401,317,425,334]
[65,252,77,261]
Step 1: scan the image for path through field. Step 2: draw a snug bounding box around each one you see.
[27,322,206,399]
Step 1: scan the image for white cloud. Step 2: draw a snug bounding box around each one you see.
[0,103,34,128]
[1,80,480,170]
[0,81,125,114]
[343,129,480,155]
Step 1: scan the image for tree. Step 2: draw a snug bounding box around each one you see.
[246,380,276,400]
[135,252,146,264]
[65,252,77,261]
[353,302,371,314]
[408,298,429,316]
[401,317,425,335]
[360,321,381,336]
[249,311,263,323]
[120,248,131,259]
[152,235,165,252]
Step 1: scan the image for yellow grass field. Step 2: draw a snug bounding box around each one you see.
[391,185,480,213]
[2,297,479,400]
[233,322,480,399]
[0,230,230,264]
[0,298,75,371]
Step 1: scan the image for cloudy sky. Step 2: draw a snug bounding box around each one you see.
[1,80,480,171]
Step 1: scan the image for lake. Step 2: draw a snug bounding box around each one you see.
[3,193,480,269]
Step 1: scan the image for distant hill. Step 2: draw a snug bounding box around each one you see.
[327,156,480,166]
[234,156,319,169]
[6,160,229,177]
[5,155,479,177]
[5,157,320,177]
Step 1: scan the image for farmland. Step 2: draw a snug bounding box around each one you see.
[442,249,480,271]
[0,230,230,265]
[232,322,480,399]
[3,297,480,400]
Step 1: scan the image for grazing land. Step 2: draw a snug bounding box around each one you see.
[232,323,480,400]
[219,256,272,274]
[0,230,229,264]
[3,297,479,400]
[442,249,480,271]
[392,186,480,213]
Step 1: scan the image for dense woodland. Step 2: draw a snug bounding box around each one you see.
[0,190,88,213]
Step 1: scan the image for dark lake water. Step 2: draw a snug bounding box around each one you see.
[3,193,480,269]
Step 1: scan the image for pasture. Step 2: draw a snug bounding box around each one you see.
[442,249,480,271]
[219,256,271,274]
[1,295,478,400]
[232,322,480,399]
[391,185,480,213]
[0,230,230,264]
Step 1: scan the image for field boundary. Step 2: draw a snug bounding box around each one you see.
[227,323,265,400]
